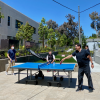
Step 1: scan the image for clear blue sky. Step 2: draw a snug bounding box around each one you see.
[1,0,100,37]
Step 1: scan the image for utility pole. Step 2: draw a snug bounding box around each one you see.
[78,6,81,46]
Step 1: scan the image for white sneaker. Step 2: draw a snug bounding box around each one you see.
[5,71,8,75]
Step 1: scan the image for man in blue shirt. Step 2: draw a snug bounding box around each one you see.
[61,44,94,93]
[6,44,17,75]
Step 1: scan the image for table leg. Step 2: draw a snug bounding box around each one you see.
[57,71,59,76]
[30,70,32,80]
[27,69,28,79]
[52,71,54,81]
[18,69,20,83]
[68,71,71,87]
[71,71,72,82]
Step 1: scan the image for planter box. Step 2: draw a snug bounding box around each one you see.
[0,58,8,72]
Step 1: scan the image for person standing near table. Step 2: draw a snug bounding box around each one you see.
[46,51,55,64]
[61,44,94,92]
[6,44,17,75]
[85,45,90,53]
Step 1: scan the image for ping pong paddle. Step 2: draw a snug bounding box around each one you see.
[60,61,62,65]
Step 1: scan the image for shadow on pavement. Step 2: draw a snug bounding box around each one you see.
[14,75,77,88]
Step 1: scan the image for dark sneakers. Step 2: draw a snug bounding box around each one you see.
[89,88,93,93]
[76,88,82,92]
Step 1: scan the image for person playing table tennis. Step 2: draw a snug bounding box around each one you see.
[60,44,94,93]
[46,51,55,64]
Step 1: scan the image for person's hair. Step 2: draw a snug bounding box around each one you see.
[85,45,88,48]
[76,44,81,48]
[49,51,52,52]
[11,44,14,47]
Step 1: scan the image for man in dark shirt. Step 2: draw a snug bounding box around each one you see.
[61,44,94,92]
[6,44,17,75]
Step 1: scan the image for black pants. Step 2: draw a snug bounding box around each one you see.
[78,65,93,89]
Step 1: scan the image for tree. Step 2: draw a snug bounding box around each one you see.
[57,14,83,46]
[89,33,97,39]
[59,34,67,47]
[16,22,34,46]
[38,17,48,48]
[0,7,4,19]
[89,11,100,38]
[55,30,61,46]
[47,28,56,48]
[46,19,58,31]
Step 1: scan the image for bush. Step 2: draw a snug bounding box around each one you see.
[19,45,25,50]
[16,52,20,57]
[27,52,30,55]
[40,50,45,53]
[0,55,1,59]
[21,54,24,56]
[24,53,26,56]
[4,52,7,58]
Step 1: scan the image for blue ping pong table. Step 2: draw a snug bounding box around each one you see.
[11,62,75,87]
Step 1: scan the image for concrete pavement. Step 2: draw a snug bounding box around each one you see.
[0,70,100,100]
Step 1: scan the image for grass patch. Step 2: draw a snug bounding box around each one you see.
[35,55,76,63]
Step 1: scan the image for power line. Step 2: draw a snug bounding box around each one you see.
[80,3,100,13]
[52,0,100,14]
[52,0,78,13]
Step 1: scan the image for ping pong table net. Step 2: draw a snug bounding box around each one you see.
[38,62,49,70]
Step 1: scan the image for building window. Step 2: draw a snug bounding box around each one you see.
[0,12,1,23]
[34,28,36,34]
[7,36,13,39]
[15,20,23,28]
[8,16,10,26]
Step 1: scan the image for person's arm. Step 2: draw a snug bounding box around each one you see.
[86,50,94,69]
[61,51,76,62]
[7,53,12,61]
[15,54,17,62]
[51,55,55,63]
[15,50,17,62]
[88,55,94,69]
[61,55,73,62]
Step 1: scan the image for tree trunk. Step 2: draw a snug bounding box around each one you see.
[43,34,44,48]
[23,39,26,46]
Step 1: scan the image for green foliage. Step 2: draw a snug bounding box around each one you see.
[89,33,97,39]
[38,17,48,48]
[59,34,67,47]
[4,52,7,58]
[81,34,87,49]
[16,22,34,45]
[16,52,20,57]
[27,52,30,55]
[55,31,61,45]
[47,28,56,47]
[19,45,25,50]
[40,50,46,53]
[74,37,79,44]
[89,11,100,37]
[90,51,94,54]
[0,7,4,19]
